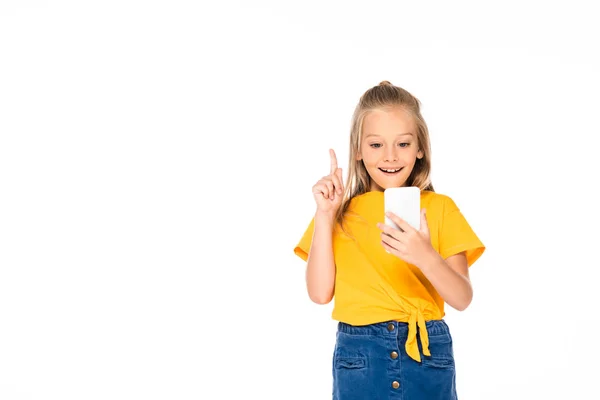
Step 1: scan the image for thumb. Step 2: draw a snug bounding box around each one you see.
[420,208,430,235]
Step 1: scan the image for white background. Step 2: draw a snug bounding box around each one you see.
[1,1,599,399]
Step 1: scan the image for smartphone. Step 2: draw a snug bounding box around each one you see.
[384,186,421,231]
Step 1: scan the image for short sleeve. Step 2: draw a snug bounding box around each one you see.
[293,218,315,261]
[439,196,485,267]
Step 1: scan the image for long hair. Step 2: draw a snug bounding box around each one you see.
[335,81,435,232]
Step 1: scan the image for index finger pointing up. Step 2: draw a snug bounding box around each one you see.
[329,149,338,175]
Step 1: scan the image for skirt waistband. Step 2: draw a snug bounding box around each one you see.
[337,319,450,338]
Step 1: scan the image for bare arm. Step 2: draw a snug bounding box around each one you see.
[379,210,473,311]
[419,251,472,311]
[305,211,336,304]
[306,148,343,305]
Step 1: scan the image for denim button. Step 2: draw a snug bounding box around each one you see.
[392,381,400,389]
[387,323,395,331]
[390,351,398,359]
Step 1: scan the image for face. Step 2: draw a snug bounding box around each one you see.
[357,107,423,192]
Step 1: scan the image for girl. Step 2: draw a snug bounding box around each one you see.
[293,81,485,400]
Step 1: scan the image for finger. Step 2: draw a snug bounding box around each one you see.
[380,232,396,250]
[331,168,343,195]
[315,177,335,199]
[312,183,329,199]
[336,168,344,192]
[381,238,404,257]
[381,240,395,255]
[380,231,400,250]
[385,211,414,233]
[380,226,407,252]
[322,179,334,200]
[376,222,403,243]
[321,176,335,199]
[313,180,332,199]
[329,149,338,175]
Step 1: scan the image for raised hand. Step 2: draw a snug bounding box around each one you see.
[312,149,344,217]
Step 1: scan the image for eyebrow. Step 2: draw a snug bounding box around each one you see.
[364,133,414,138]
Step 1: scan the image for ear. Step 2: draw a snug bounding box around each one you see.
[356,151,362,161]
[417,150,424,159]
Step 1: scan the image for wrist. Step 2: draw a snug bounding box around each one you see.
[315,210,336,226]
[417,247,442,272]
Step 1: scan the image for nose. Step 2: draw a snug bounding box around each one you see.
[384,146,398,162]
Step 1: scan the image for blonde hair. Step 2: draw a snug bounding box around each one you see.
[335,80,435,231]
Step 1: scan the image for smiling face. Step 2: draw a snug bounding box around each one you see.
[357,107,423,192]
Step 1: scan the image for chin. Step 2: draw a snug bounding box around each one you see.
[371,180,408,191]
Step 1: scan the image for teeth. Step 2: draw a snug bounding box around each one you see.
[381,168,401,172]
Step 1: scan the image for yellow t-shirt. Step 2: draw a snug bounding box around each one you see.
[294,190,485,362]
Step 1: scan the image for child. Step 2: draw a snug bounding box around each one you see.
[293,81,485,399]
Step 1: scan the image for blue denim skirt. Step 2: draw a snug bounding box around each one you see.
[332,319,457,400]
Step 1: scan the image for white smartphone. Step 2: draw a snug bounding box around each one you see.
[384,186,421,231]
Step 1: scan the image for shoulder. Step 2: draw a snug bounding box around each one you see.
[420,190,458,214]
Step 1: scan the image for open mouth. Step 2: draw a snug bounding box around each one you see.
[379,167,403,175]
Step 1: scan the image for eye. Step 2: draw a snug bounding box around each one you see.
[369,143,382,148]
[399,142,410,148]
